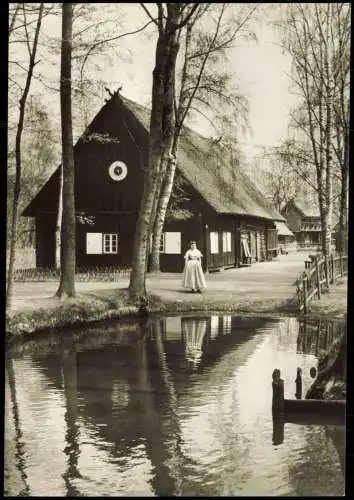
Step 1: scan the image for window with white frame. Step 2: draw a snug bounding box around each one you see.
[104,233,118,254]
[210,232,219,254]
[160,232,181,254]
[86,232,118,255]
[222,232,232,252]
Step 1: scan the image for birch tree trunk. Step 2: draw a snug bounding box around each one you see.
[55,2,76,299]
[339,132,349,252]
[6,4,44,310]
[128,5,181,299]
[150,22,193,273]
[55,163,63,269]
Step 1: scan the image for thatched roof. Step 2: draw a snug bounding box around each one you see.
[287,199,320,218]
[22,93,284,222]
[120,96,285,222]
[274,221,294,237]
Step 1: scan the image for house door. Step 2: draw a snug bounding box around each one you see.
[256,231,261,261]
[222,231,233,266]
[241,233,251,263]
[250,231,257,262]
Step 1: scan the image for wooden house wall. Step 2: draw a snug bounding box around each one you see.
[281,203,303,232]
[76,213,138,268]
[239,217,269,264]
[74,100,147,214]
[204,215,236,270]
[160,217,204,273]
[36,213,56,268]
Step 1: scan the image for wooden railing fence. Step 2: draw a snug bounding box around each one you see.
[295,253,347,313]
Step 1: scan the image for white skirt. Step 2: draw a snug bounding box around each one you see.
[182,260,207,290]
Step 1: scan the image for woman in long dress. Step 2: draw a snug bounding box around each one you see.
[182,240,207,293]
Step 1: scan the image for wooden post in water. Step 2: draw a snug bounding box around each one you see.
[272,413,284,446]
[302,276,308,314]
[315,259,321,299]
[272,368,284,415]
[295,367,302,399]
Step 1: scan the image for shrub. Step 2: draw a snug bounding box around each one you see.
[12,266,131,282]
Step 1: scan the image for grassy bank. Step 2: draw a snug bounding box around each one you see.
[6,286,301,342]
[304,280,347,321]
[6,264,347,341]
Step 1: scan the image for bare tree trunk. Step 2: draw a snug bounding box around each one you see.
[339,133,349,253]
[150,154,178,272]
[6,4,44,310]
[55,3,76,299]
[150,22,192,273]
[323,11,333,258]
[55,164,63,269]
[129,6,180,300]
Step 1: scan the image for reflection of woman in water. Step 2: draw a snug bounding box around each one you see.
[182,241,206,293]
[182,318,207,370]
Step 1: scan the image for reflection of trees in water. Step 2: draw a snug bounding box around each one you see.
[268,317,299,348]
[5,357,31,497]
[208,385,252,495]
[297,318,346,358]
[134,321,185,496]
[324,426,345,476]
[286,425,344,496]
[61,349,82,497]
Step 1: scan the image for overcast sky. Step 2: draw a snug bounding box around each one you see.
[10,3,300,166]
[92,3,300,163]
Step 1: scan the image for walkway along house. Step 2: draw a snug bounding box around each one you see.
[23,93,286,273]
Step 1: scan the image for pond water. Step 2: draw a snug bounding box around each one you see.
[5,314,345,497]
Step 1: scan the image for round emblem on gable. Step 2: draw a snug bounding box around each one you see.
[109,161,127,181]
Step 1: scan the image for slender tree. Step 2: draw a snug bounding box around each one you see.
[128,3,199,300]
[55,2,76,298]
[275,4,349,258]
[6,3,44,310]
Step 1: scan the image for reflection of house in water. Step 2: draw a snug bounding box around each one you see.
[160,314,240,370]
[297,319,346,357]
[210,316,219,339]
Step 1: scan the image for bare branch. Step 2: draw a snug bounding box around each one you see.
[175,4,200,29]
[79,19,154,88]
[140,3,159,27]
[8,3,20,39]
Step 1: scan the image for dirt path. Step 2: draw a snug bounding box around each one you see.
[9,252,310,315]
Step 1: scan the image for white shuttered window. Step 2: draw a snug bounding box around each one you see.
[210,232,219,254]
[86,233,103,254]
[162,232,181,254]
[86,233,118,254]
